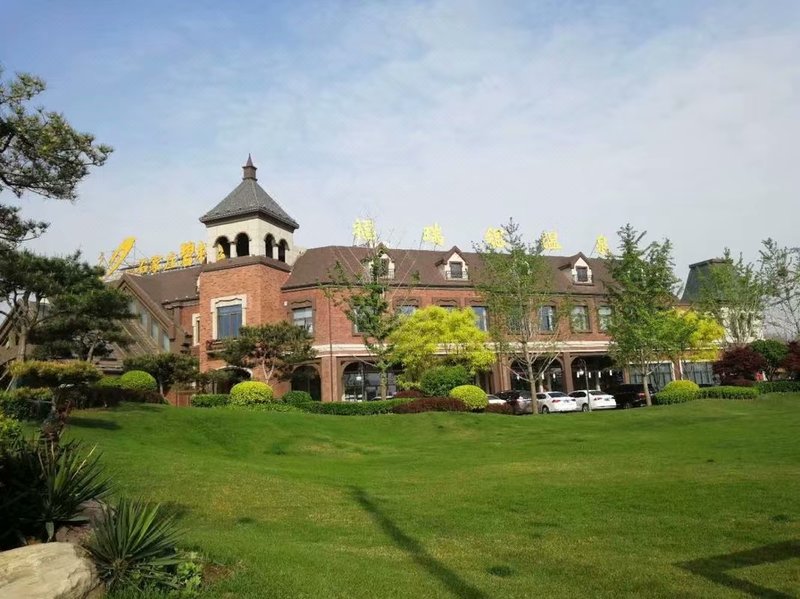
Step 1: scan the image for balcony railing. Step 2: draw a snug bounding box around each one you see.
[444,266,469,280]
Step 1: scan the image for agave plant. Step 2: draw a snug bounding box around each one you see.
[86,497,182,591]
[36,440,112,540]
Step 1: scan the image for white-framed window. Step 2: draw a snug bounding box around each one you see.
[570,306,590,332]
[598,306,612,332]
[192,314,200,346]
[211,295,247,340]
[539,306,556,332]
[293,306,314,333]
[472,306,488,331]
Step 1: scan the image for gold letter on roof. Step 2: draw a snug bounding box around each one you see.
[483,227,505,250]
[540,231,562,251]
[422,223,445,248]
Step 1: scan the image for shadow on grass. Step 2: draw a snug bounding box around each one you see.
[677,540,800,598]
[351,487,489,599]
[66,416,120,430]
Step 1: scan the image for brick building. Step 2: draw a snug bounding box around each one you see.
[103,158,713,401]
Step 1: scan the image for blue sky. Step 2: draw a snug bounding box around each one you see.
[2,0,799,281]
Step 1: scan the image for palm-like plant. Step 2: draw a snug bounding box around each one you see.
[86,497,182,590]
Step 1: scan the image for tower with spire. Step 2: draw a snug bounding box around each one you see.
[200,156,300,265]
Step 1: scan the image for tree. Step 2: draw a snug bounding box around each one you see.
[220,322,316,385]
[748,339,789,380]
[30,286,133,362]
[661,309,725,379]
[327,240,419,401]
[759,238,800,341]
[0,250,104,364]
[696,250,765,346]
[389,306,494,385]
[605,225,680,406]
[473,219,568,406]
[782,341,800,380]
[713,346,767,383]
[0,69,111,245]
[122,353,199,396]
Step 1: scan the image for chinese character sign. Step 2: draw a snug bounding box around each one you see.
[180,242,195,267]
[422,223,445,248]
[353,219,377,244]
[593,235,610,257]
[540,231,562,251]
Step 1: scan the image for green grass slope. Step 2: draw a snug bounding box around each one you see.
[65,396,800,598]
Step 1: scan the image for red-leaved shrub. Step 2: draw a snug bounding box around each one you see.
[391,397,467,413]
[393,389,425,398]
[485,403,514,414]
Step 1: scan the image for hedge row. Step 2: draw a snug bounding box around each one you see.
[755,380,800,394]
[391,397,467,414]
[191,394,230,408]
[296,398,411,415]
[0,385,163,420]
[652,390,697,405]
[698,386,759,399]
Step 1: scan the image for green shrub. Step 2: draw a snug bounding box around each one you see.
[231,402,300,413]
[119,370,158,392]
[0,415,22,450]
[0,388,53,421]
[448,385,488,411]
[755,380,800,394]
[662,380,700,394]
[85,497,181,591]
[698,386,759,399]
[419,365,471,397]
[298,399,411,415]
[230,381,274,405]
[282,390,313,404]
[191,394,230,408]
[653,390,697,405]
[9,360,102,387]
[95,376,121,388]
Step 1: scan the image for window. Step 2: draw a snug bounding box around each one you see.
[684,361,714,386]
[397,304,417,317]
[539,306,556,332]
[161,331,171,352]
[217,304,242,339]
[151,320,160,339]
[472,306,488,331]
[438,304,457,312]
[352,307,374,334]
[570,306,590,332]
[575,266,590,283]
[292,307,314,333]
[448,261,464,280]
[192,314,200,346]
[598,306,612,332]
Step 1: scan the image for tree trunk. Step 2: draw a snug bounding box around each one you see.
[379,370,388,401]
[642,374,652,407]
[526,361,538,415]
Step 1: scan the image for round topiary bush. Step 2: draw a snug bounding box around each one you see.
[119,370,158,392]
[282,390,313,404]
[95,376,122,388]
[449,385,488,411]
[230,381,274,405]
[661,380,700,394]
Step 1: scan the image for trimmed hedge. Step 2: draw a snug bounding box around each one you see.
[0,415,22,449]
[0,388,54,421]
[662,380,700,394]
[297,399,411,415]
[392,397,468,414]
[698,386,759,399]
[231,402,301,413]
[448,385,488,411]
[95,376,122,388]
[393,389,425,399]
[9,360,102,387]
[230,381,274,405]
[755,380,800,394]
[485,403,514,414]
[191,394,230,408]
[282,391,313,404]
[653,390,697,405]
[119,370,158,392]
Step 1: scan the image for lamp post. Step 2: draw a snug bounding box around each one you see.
[577,358,592,412]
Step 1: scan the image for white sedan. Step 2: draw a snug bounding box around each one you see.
[486,394,506,406]
[535,392,577,414]
[569,390,617,411]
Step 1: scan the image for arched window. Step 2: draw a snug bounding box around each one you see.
[278,239,289,262]
[214,236,231,260]
[235,233,250,257]
[265,234,275,259]
[291,365,321,401]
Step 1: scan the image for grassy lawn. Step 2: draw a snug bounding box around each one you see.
[65,396,800,598]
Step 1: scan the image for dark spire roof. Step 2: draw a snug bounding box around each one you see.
[200,156,299,230]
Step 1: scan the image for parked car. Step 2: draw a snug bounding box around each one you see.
[569,389,617,411]
[535,391,577,414]
[605,383,655,409]
[486,394,506,406]
[496,390,533,414]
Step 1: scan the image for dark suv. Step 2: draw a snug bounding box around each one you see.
[606,384,656,409]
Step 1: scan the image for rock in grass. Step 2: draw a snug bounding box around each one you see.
[0,542,102,598]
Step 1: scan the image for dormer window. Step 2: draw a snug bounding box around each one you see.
[448,261,464,280]
[576,266,589,283]
[364,253,395,279]
[441,249,468,280]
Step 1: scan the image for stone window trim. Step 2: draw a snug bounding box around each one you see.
[392,297,420,310]
[435,298,461,310]
[191,313,200,346]
[210,294,247,340]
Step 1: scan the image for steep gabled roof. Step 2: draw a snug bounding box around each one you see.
[199,156,299,230]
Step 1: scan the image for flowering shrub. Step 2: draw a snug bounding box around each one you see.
[448,385,488,411]
[119,370,158,392]
[230,381,274,405]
